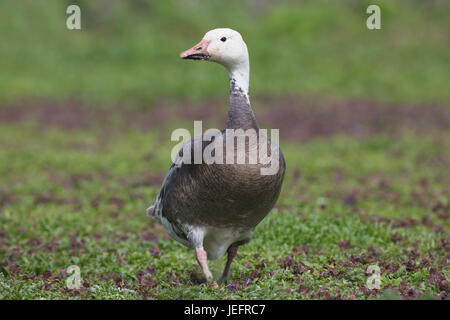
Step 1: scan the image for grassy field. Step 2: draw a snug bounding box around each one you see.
[0,101,449,300]
[0,0,449,300]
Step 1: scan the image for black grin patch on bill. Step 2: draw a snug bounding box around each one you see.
[185,53,210,61]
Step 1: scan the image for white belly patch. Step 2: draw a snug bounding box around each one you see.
[202,226,252,260]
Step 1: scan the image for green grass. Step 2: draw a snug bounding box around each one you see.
[0,121,448,299]
[0,0,449,300]
[0,0,449,105]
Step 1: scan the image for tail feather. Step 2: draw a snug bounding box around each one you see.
[146,203,156,217]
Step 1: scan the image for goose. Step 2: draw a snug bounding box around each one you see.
[147,28,285,287]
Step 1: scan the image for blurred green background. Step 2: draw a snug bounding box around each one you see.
[1,0,449,105]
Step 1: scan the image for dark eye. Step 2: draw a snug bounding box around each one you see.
[220,37,227,42]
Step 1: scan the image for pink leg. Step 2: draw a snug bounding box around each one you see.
[218,244,239,284]
[195,247,218,288]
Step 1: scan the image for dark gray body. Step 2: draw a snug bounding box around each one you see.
[147,79,285,259]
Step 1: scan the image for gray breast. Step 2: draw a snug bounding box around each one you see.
[148,79,285,248]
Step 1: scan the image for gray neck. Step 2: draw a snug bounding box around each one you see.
[226,67,258,130]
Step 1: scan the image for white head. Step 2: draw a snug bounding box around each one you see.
[180,28,250,93]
